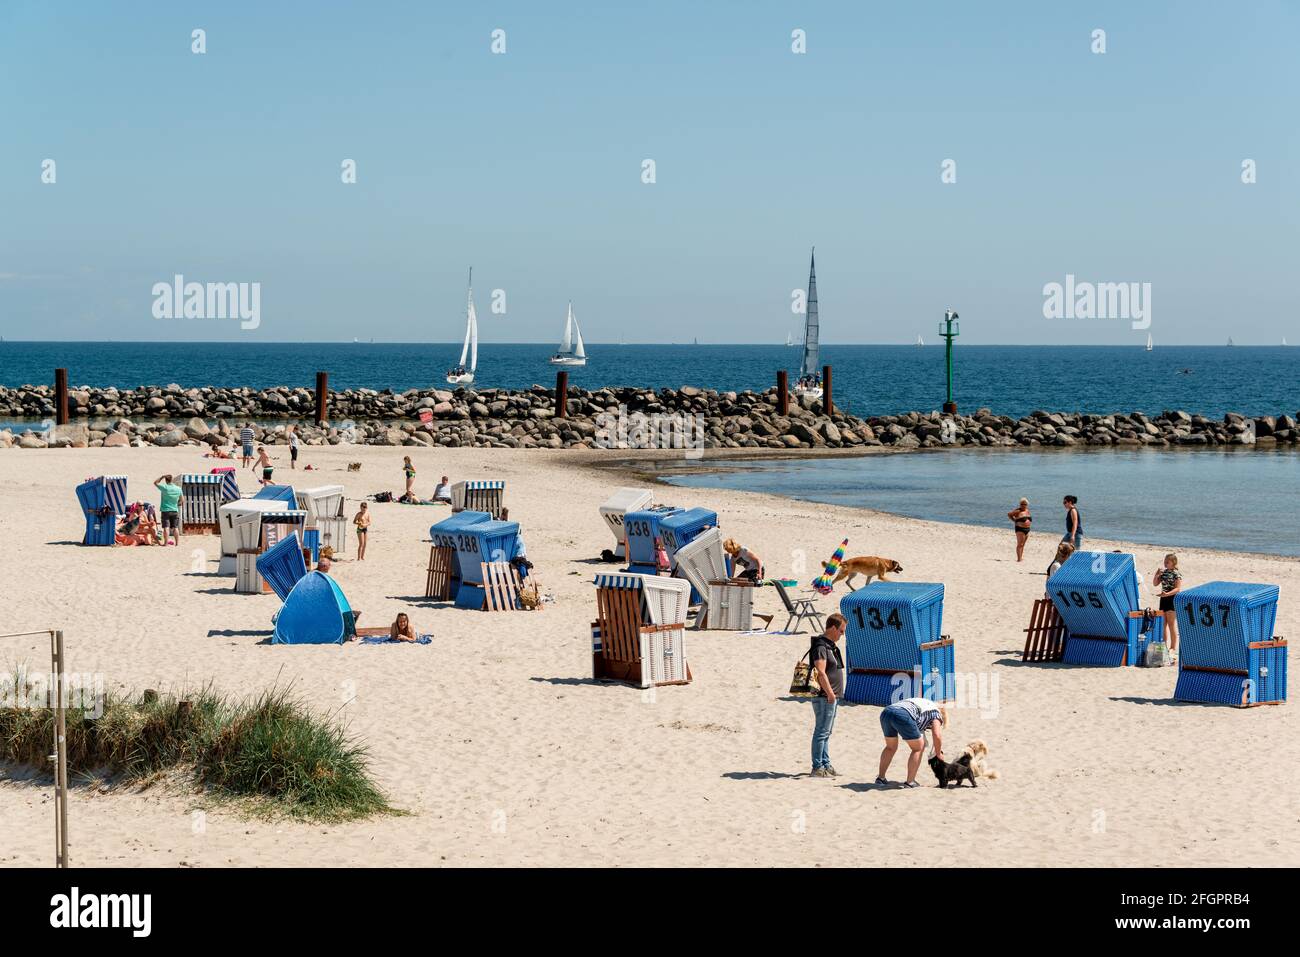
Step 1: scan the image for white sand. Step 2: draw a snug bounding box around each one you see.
[1,444,1296,867]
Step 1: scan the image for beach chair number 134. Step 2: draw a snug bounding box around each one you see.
[851,607,903,631]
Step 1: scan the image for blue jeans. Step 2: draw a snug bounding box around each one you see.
[810,697,839,769]
[1062,532,1083,551]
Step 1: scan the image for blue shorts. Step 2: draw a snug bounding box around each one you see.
[242,443,253,457]
[880,704,922,741]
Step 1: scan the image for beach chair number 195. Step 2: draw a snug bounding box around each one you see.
[1185,603,1232,628]
[1056,590,1104,609]
[851,607,903,631]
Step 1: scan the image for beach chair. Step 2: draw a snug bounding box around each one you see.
[424,545,456,600]
[218,500,298,574]
[451,480,506,519]
[429,510,494,599]
[841,582,954,705]
[253,484,298,508]
[179,474,224,532]
[210,466,240,504]
[256,531,309,601]
[672,527,729,628]
[75,475,128,546]
[1174,582,1287,706]
[658,507,719,602]
[705,579,761,631]
[297,485,348,556]
[775,581,823,634]
[1048,552,1158,667]
[1022,598,1068,662]
[591,573,691,688]
[622,505,684,575]
[481,561,531,611]
[451,520,528,609]
[598,487,653,560]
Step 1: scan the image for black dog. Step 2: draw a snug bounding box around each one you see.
[928,754,977,788]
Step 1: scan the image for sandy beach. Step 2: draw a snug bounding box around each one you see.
[1,444,1296,868]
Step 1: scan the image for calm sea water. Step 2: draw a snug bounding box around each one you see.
[0,341,1297,419]
[662,447,1300,557]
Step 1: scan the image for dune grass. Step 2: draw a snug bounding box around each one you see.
[0,678,394,822]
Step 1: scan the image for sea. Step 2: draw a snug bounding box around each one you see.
[3,341,1296,556]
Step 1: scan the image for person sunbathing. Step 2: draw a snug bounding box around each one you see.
[390,612,417,642]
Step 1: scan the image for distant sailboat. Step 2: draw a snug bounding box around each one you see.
[1226,337,1235,347]
[793,248,823,399]
[786,331,794,347]
[549,302,587,367]
[445,268,478,385]
[1283,337,1289,347]
[916,334,925,347]
[1146,333,1153,352]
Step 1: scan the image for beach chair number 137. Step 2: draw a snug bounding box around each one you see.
[851,607,903,631]
[1185,603,1231,628]
[1056,590,1104,609]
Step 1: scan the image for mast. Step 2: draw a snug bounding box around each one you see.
[800,247,819,378]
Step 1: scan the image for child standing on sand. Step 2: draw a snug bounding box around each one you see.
[353,502,370,560]
[254,446,273,485]
[1152,553,1183,657]
[402,456,416,501]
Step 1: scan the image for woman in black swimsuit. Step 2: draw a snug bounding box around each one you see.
[1007,498,1032,562]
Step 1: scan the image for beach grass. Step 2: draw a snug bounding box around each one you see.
[0,677,394,822]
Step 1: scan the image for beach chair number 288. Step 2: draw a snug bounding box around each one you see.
[1185,603,1232,628]
[1056,590,1104,609]
[850,607,903,631]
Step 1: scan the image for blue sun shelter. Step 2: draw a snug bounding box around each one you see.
[272,571,356,644]
[622,506,684,575]
[840,582,953,705]
[1047,551,1158,666]
[658,507,719,603]
[256,531,309,601]
[429,510,494,599]
[75,475,128,546]
[452,519,528,609]
[253,484,298,508]
[1174,582,1286,706]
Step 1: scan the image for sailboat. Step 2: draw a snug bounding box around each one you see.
[1146,333,1153,352]
[445,268,478,384]
[793,248,823,399]
[786,331,794,347]
[549,302,587,367]
[916,334,925,347]
[1226,337,1235,347]
[1284,337,1289,347]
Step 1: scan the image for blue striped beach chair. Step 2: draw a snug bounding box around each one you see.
[1047,552,1157,667]
[256,531,309,600]
[591,572,691,687]
[210,467,240,503]
[1174,582,1286,706]
[451,480,507,519]
[841,582,953,705]
[75,475,128,546]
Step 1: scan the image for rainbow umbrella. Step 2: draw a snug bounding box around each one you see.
[811,539,848,594]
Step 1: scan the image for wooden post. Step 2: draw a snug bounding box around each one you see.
[52,629,69,868]
[314,371,329,426]
[776,370,789,416]
[54,368,69,425]
[822,364,833,417]
[556,370,569,418]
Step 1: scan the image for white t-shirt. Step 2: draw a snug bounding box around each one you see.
[899,697,943,731]
[433,483,451,501]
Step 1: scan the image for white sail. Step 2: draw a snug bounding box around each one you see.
[559,303,574,352]
[573,312,585,358]
[916,334,924,346]
[458,285,473,367]
[1146,333,1153,351]
[468,298,478,372]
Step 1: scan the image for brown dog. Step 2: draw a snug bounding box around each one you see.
[831,556,903,590]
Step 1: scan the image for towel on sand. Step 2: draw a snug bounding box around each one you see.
[360,634,433,645]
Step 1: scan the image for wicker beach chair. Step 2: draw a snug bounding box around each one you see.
[775,581,823,634]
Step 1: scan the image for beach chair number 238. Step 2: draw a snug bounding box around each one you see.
[627,520,652,538]
[1056,590,1104,609]
[851,607,903,631]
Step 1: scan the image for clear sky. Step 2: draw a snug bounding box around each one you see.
[1,1,1296,345]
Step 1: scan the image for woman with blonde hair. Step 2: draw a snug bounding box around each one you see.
[1151,553,1183,657]
[1007,498,1032,562]
[1046,540,1074,580]
[722,537,764,583]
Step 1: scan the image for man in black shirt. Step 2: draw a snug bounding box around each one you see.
[810,613,846,778]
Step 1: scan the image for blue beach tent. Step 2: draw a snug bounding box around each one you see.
[253,484,298,507]
[272,571,356,645]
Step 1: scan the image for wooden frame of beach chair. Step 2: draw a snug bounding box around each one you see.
[1022,598,1068,662]
[424,545,455,600]
[480,561,529,611]
[775,581,823,634]
[591,574,691,687]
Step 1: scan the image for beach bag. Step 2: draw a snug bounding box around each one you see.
[1142,641,1172,668]
[790,637,831,697]
[372,491,393,503]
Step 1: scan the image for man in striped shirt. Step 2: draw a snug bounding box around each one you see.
[877,696,946,788]
[239,425,255,467]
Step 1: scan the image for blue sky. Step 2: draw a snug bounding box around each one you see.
[1,1,1296,344]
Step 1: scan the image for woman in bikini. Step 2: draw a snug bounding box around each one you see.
[390,612,417,642]
[402,456,416,500]
[1007,498,1032,562]
[353,502,370,561]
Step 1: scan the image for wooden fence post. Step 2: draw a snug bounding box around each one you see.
[314,371,329,426]
[822,364,833,416]
[556,370,569,418]
[776,370,788,416]
[54,368,69,425]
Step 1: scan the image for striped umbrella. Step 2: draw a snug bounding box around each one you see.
[811,539,848,594]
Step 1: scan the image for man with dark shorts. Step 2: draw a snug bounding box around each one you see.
[154,474,184,546]
[877,696,946,788]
